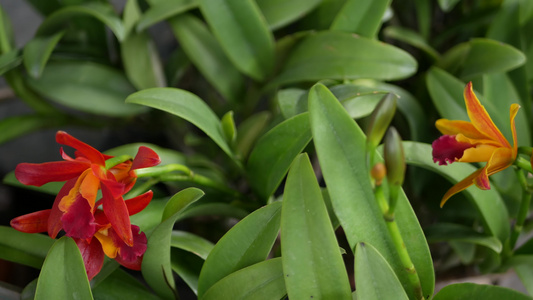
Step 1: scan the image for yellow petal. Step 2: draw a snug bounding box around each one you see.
[473,147,514,190]
[464,82,510,147]
[440,168,484,207]
[59,169,90,212]
[509,103,519,156]
[94,230,118,259]
[458,144,497,163]
[80,171,100,209]
[436,119,489,140]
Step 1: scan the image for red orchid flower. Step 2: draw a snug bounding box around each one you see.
[14,131,160,245]
[432,82,519,207]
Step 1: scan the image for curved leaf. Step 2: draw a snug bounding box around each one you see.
[35,237,93,300]
[202,258,285,300]
[0,50,22,75]
[330,0,391,38]
[402,141,510,242]
[0,114,67,145]
[142,188,205,300]
[247,113,312,201]
[0,226,53,269]
[271,31,417,86]
[281,154,351,299]
[198,0,275,81]
[425,223,502,253]
[136,0,197,31]
[197,201,282,298]
[256,0,321,30]
[92,269,160,300]
[354,242,409,300]
[125,88,234,159]
[36,3,125,41]
[27,61,145,117]
[171,230,214,260]
[308,84,434,298]
[23,31,64,78]
[383,26,440,59]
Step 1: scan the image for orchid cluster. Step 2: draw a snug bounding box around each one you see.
[10,131,161,280]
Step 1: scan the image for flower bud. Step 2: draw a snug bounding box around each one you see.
[366,93,397,151]
[384,127,405,186]
[371,162,387,186]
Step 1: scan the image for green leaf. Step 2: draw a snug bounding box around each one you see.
[137,0,197,31]
[426,66,469,121]
[198,0,275,81]
[256,0,321,30]
[0,226,54,269]
[23,31,64,78]
[425,223,502,253]
[121,31,166,89]
[271,31,417,86]
[383,26,440,59]
[308,84,434,299]
[0,114,67,145]
[168,13,244,102]
[433,283,532,300]
[0,4,15,52]
[3,172,63,195]
[170,248,204,295]
[277,88,307,119]
[27,61,145,117]
[281,154,352,299]
[0,50,21,75]
[354,242,409,300]
[235,111,271,159]
[35,237,93,300]
[330,0,391,38]
[402,141,510,242]
[92,269,160,300]
[507,255,533,296]
[129,198,168,232]
[202,258,286,300]
[126,88,235,159]
[175,203,249,221]
[221,111,236,144]
[247,113,312,201]
[438,38,526,80]
[36,3,126,41]
[197,201,282,298]
[142,188,205,300]
[170,230,214,260]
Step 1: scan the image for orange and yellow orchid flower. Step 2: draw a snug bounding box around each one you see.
[432,82,519,207]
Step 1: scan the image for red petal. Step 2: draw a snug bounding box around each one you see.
[56,131,106,166]
[10,210,51,233]
[15,161,90,187]
[48,178,77,238]
[131,146,161,170]
[111,225,147,270]
[75,238,104,281]
[432,135,473,166]
[61,193,96,239]
[102,185,133,246]
[101,178,126,199]
[125,191,153,216]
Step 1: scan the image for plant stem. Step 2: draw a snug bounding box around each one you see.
[514,156,533,173]
[510,168,532,250]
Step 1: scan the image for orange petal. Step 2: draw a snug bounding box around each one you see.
[458,144,497,163]
[79,171,100,209]
[464,82,509,147]
[59,169,90,212]
[509,103,520,156]
[94,230,119,258]
[440,168,484,207]
[435,119,488,140]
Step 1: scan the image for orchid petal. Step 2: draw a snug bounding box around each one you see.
[458,144,498,163]
[15,160,89,187]
[61,194,96,239]
[10,209,51,233]
[48,178,77,238]
[432,135,472,165]
[94,230,119,258]
[59,169,90,212]
[435,119,489,140]
[125,191,153,216]
[440,168,484,207]
[56,131,106,166]
[510,103,519,155]
[473,147,514,191]
[464,82,509,147]
[131,146,161,170]
[112,225,147,270]
[102,184,133,246]
[75,238,105,281]
[80,171,100,209]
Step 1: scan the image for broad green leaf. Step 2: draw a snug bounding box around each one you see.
[271,31,417,86]
[354,242,409,300]
[92,269,160,300]
[0,50,21,75]
[247,113,312,201]
[137,0,197,31]
[256,0,321,30]
[330,0,391,38]
[169,13,244,102]
[282,154,351,299]
[438,38,526,80]
[235,111,271,159]
[0,114,67,145]
[383,26,440,59]
[27,61,145,117]
[402,141,509,242]
[298,0,346,30]
[171,230,214,260]
[426,67,469,121]
[126,88,234,159]
[202,258,286,300]
[35,237,93,300]
[425,223,502,253]
[170,248,204,295]
[197,202,282,298]
[35,3,126,41]
[277,88,307,119]
[308,84,434,299]
[0,226,53,269]
[198,0,275,81]
[23,31,64,78]
[123,0,141,37]
[433,283,532,300]
[142,188,205,300]
[507,255,533,296]
[121,32,166,89]
[129,198,168,232]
